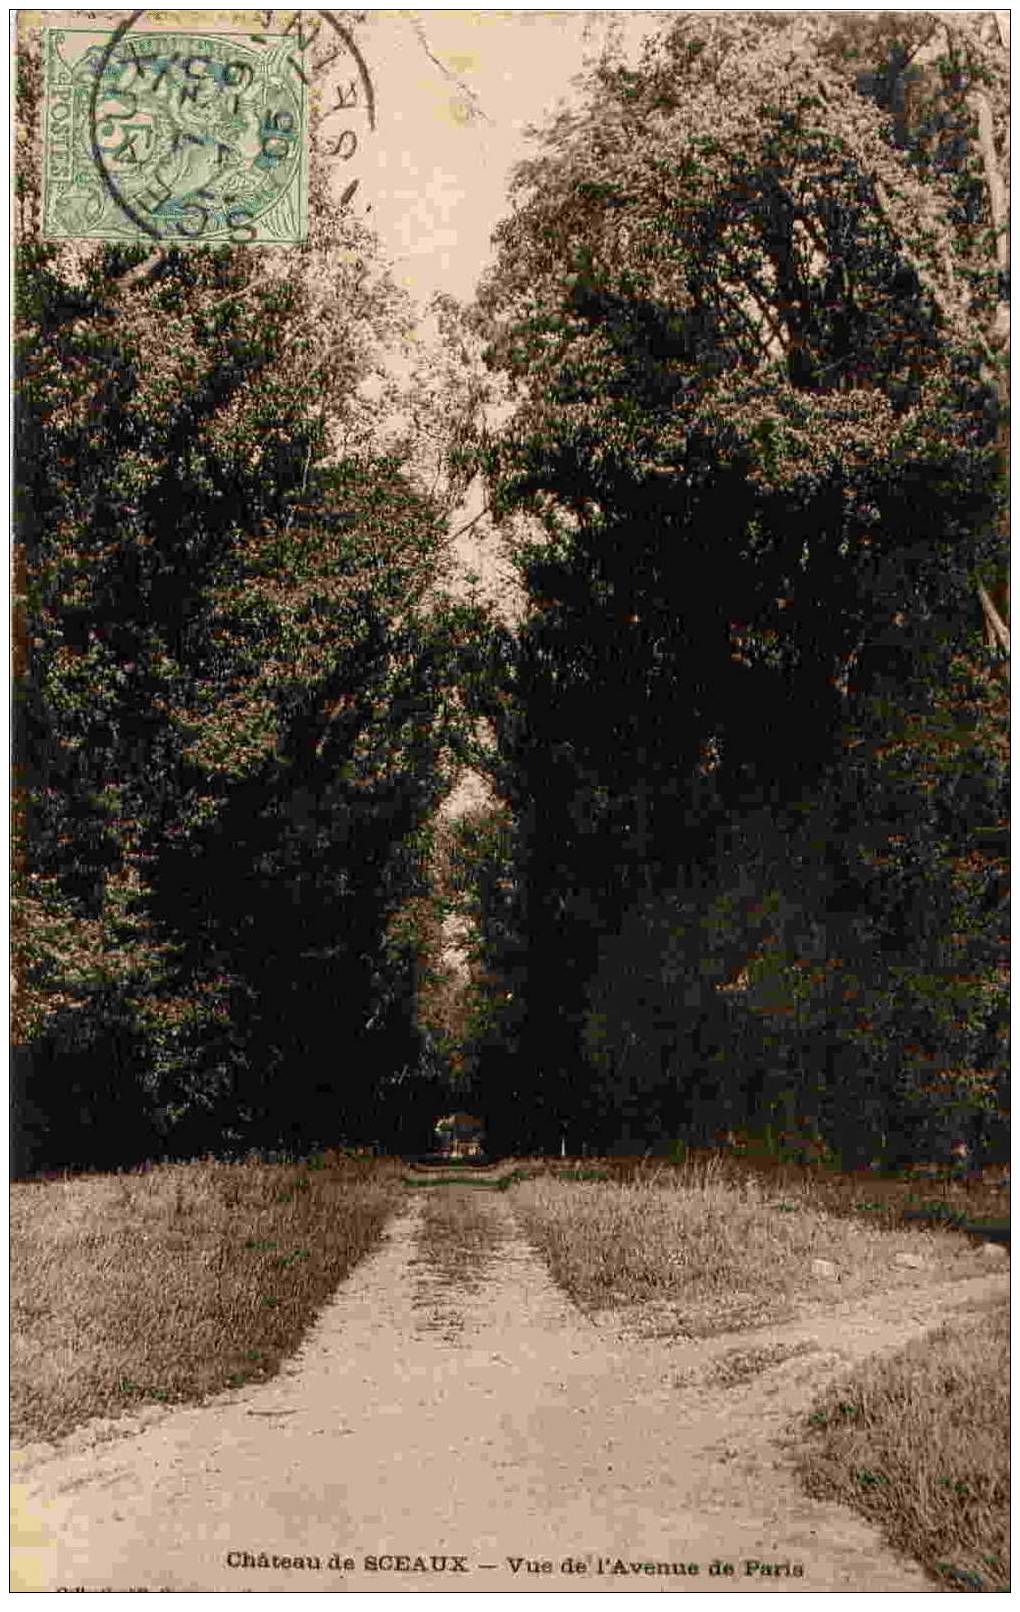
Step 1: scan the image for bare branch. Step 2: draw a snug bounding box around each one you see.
[973,89,1009,348]
[978,584,1011,658]
[115,250,165,291]
[410,17,492,125]
[973,95,1008,271]
[445,503,492,548]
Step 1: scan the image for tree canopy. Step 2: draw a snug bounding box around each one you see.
[13,177,478,1166]
[13,12,1009,1171]
[466,11,1008,1159]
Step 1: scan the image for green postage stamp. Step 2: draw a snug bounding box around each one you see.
[43,24,308,243]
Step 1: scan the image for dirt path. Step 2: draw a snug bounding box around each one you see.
[11,1189,1007,1593]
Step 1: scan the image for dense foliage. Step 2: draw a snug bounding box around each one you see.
[12,224,479,1169]
[14,14,1008,1172]
[468,13,1008,1160]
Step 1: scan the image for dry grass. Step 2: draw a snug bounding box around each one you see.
[493,1150,1009,1251]
[10,1153,402,1445]
[703,1339,820,1389]
[707,1150,1010,1236]
[519,1150,1009,1230]
[509,1158,984,1335]
[797,1301,1010,1593]
[409,1186,508,1341]
[414,1185,506,1291]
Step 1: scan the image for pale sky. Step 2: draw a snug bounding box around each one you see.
[32,6,667,305]
[352,10,666,305]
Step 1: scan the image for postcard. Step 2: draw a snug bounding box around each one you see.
[11,7,1009,1595]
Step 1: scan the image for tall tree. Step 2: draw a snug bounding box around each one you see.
[13,178,466,1169]
[470,11,1006,1153]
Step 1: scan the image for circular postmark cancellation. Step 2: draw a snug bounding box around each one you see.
[42,11,375,244]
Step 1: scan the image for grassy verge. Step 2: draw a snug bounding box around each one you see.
[509,1158,987,1335]
[525,1150,1008,1232]
[797,1301,1009,1592]
[402,1172,520,1189]
[708,1150,1009,1237]
[416,1185,507,1290]
[402,1163,610,1190]
[10,1153,402,1444]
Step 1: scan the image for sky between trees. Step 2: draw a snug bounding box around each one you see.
[353,10,666,302]
[14,7,1008,1169]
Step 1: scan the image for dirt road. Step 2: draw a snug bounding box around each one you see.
[11,1188,1007,1593]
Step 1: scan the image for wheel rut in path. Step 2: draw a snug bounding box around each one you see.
[11,1188,1007,1592]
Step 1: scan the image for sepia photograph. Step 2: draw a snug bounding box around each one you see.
[10,5,1009,1594]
